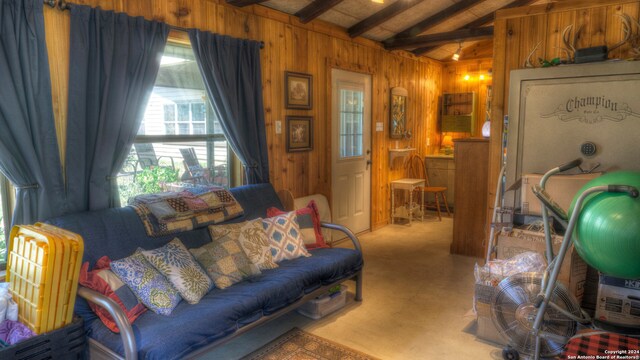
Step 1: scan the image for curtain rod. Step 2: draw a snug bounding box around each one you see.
[42,0,265,49]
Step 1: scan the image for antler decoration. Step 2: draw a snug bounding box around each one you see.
[617,14,640,59]
[608,14,633,54]
[560,24,583,63]
[524,41,542,68]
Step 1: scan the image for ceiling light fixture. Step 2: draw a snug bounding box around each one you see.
[371,0,384,3]
[452,42,463,61]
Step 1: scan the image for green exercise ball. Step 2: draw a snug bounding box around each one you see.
[568,171,640,279]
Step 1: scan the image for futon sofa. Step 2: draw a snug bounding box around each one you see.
[47,183,364,360]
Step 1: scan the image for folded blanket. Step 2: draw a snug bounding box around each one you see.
[130,188,244,237]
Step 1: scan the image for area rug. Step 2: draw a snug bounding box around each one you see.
[241,328,379,360]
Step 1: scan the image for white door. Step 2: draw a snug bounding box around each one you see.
[331,69,371,234]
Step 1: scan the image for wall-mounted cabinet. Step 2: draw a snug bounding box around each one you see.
[441,92,477,133]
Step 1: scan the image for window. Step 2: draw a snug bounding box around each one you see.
[117,40,235,205]
[339,88,364,158]
[163,102,207,135]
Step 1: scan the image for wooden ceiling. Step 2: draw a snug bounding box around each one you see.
[226,0,544,61]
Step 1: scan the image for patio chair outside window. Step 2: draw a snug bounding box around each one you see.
[180,147,208,184]
[134,143,175,170]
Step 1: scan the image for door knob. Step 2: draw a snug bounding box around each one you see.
[366,160,372,170]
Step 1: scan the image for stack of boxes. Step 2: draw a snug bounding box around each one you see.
[475,172,594,344]
[595,275,640,327]
[476,171,640,344]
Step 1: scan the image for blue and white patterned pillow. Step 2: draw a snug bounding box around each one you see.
[111,250,182,315]
[261,211,310,262]
[141,238,213,304]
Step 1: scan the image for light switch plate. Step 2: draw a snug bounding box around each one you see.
[275,120,282,134]
[376,122,383,132]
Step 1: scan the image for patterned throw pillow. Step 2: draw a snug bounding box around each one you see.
[111,250,182,315]
[262,211,311,262]
[78,256,147,333]
[209,219,278,271]
[190,235,261,289]
[140,238,213,304]
[266,200,328,249]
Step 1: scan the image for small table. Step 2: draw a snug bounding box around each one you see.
[390,178,425,225]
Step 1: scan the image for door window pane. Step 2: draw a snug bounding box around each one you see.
[339,88,364,158]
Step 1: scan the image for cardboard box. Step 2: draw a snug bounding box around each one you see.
[476,312,508,346]
[520,173,600,215]
[595,275,640,326]
[474,284,508,346]
[496,229,588,302]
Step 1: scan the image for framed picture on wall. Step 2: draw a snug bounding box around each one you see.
[286,116,313,152]
[285,71,313,109]
[390,87,408,139]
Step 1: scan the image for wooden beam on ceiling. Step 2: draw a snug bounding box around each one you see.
[385,0,484,42]
[384,26,494,51]
[412,0,537,56]
[295,0,344,24]
[226,0,268,7]
[348,0,424,38]
[455,39,494,60]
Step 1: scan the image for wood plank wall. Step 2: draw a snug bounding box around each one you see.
[43,0,443,230]
[440,58,493,148]
[488,0,640,246]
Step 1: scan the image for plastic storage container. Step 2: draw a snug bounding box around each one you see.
[6,224,84,334]
[297,285,348,320]
[0,316,86,360]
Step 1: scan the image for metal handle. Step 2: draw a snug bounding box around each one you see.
[558,158,583,172]
[608,185,639,197]
[366,160,372,170]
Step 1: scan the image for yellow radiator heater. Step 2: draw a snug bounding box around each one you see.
[6,224,84,334]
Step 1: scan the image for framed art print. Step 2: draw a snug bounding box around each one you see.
[285,71,313,110]
[286,116,312,152]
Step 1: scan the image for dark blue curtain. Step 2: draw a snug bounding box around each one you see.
[65,5,169,211]
[188,30,270,184]
[0,0,66,226]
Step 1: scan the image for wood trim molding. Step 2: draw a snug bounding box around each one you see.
[326,58,375,75]
[225,0,268,7]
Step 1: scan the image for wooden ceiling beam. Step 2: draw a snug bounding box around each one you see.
[348,0,424,38]
[385,0,484,42]
[225,0,268,7]
[295,0,344,24]
[412,0,537,55]
[455,39,494,60]
[384,26,494,51]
